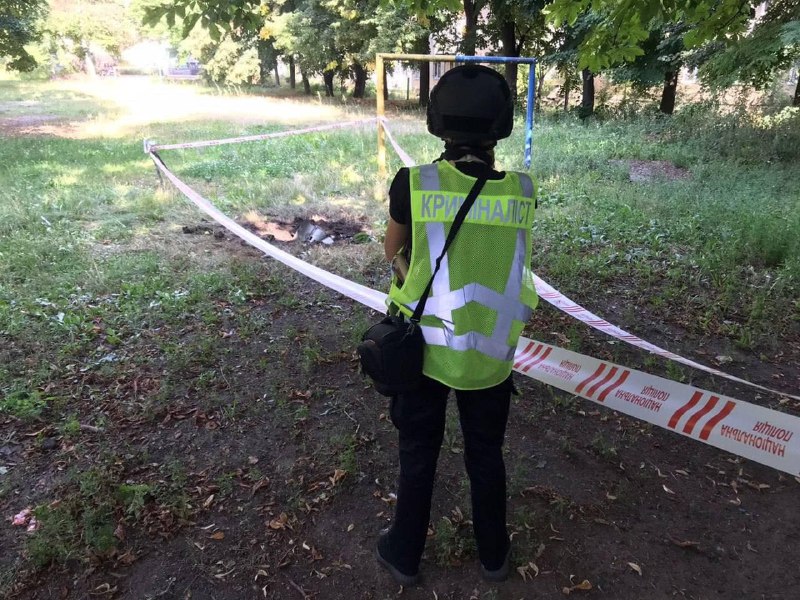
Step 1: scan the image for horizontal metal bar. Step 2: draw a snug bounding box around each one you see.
[376,53,537,65]
[455,54,537,65]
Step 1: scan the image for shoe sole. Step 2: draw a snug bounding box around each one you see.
[375,547,420,587]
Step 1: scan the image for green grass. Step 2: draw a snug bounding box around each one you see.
[0,76,798,584]
[2,77,797,419]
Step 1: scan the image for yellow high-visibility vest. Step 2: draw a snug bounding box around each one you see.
[388,160,538,390]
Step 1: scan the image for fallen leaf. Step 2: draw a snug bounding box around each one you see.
[210,531,225,540]
[203,494,215,509]
[669,538,700,549]
[114,523,126,541]
[269,512,289,530]
[606,492,617,501]
[729,497,741,506]
[89,583,117,596]
[517,565,531,582]
[562,579,592,594]
[628,562,642,576]
[251,479,269,496]
[534,542,546,559]
[662,485,675,495]
[248,456,260,465]
[329,469,347,486]
[747,541,758,553]
[347,523,354,532]
[675,469,690,476]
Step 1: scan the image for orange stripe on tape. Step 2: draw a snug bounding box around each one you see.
[683,396,720,435]
[523,347,552,372]
[587,366,619,398]
[576,364,606,395]
[668,391,703,429]
[513,341,536,369]
[516,343,543,371]
[597,370,630,402]
[699,400,736,441]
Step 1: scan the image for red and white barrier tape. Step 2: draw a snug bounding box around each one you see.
[513,338,800,476]
[378,118,416,167]
[378,119,798,402]
[532,276,799,400]
[149,151,386,313]
[148,149,800,476]
[148,118,378,152]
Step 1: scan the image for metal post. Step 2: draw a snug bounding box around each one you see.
[524,61,536,170]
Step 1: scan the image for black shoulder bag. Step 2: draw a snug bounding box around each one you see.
[357,175,488,397]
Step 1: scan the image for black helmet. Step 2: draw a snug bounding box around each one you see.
[427,64,513,143]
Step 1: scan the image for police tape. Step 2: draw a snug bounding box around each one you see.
[148,118,379,152]
[378,119,800,402]
[147,149,800,476]
[512,338,800,476]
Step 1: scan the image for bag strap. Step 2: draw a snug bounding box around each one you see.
[410,173,488,324]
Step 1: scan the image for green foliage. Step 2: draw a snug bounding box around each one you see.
[544,0,753,72]
[0,0,49,71]
[0,386,46,420]
[699,1,800,90]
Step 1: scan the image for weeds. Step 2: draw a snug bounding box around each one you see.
[591,433,619,461]
[0,387,46,420]
[432,516,475,566]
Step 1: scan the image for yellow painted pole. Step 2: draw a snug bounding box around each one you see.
[374,54,461,199]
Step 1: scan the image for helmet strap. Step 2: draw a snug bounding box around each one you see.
[437,141,496,168]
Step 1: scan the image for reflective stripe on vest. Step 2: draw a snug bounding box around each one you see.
[412,164,534,362]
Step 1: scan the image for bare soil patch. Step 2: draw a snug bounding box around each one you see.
[609,159,692,182]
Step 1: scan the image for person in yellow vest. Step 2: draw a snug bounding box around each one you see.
[377,64,538,586]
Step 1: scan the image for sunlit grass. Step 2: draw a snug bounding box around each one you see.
[0,77,798,400]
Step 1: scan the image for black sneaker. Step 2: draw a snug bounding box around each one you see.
[375,532,420,587]
[481,549,510,582]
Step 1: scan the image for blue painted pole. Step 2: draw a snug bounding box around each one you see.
[524,62,536,170]
[454,55,537,169]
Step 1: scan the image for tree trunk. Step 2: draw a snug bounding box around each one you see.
[793,76,799,107]
[383,62,389,102]
[323,71,335,97]
[580,68,595,119]
[352,62,367,98]
[536,64,543,111]
[563,68,571,112]
[659,69,679,115]
[301,72,311,95]
[288,56,296,89]
[500,20,518,102]
[419,62,430,106]
[274,63,280,87]
[257,40,270,85]
[84,52,96,77]
[461,0,480,55]
[415,34,431,106]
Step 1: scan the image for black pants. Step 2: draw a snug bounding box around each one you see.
[382,374,513,575]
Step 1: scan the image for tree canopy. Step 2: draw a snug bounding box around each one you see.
[544,0,755,72]
[0,0,48,71]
